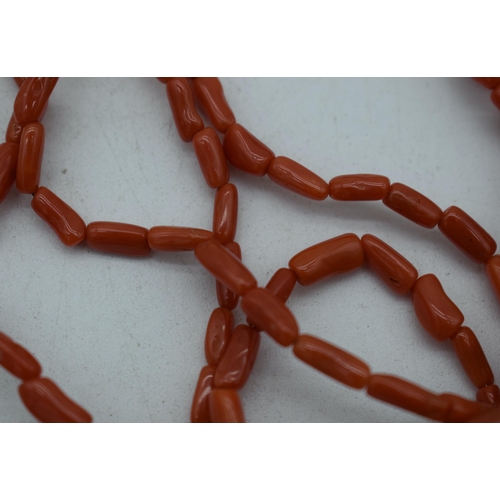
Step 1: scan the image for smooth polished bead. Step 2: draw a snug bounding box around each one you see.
[294,335,370,389]
[195,239,257,296]
[32,187,86,246]
[148,226,212,251]
[14,77,26,88]
[439,206,496,264]
[216,242,242,310]
[0,142,19,203]
[166,78,204,142]
[213,183,238,244]
[205,307,234,366]
[288,233,364,286]
[367,375,449,421]
[190,365,215,423]
[491,85,500,111]
[476,385,500,405]
[329,174,390,201]
[361,234,418,294]
[0,331,41,381]
[267,156,328,200]
[473,77,500,89]
[193,127,229,189]
[214,325,260,389]
[192,78,236,133]
[266,268,297,303]
[485,255,500,304]
[87,222,151,256]
[19,378,92,423]
[5,114,23,144]
[438,393,490,423]
[383,183,442,228]
[223,123,274,176]
[411,274,464,341]
[14,78,58,126]
[241,288,299,347]
[451,327,494,388]
[209,389,245,423]
[17,122,44,194]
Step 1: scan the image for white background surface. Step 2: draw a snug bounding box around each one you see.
[0,77,499,423]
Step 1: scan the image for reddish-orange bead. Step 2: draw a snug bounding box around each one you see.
[0,332,42,381]
[265,268,297,303]
[86,222,151,257]
[329,174,390,201]
[148,226,212,251]
[209,389,245,423]
[361,234,418,294]
[383,182,442,228]
[438,393,491,423]
[5,114,23,144]
[485,255,500,305]
[205,307,234,366]
[14,77,58,126]
[17,122,44,194]
[193,127,229,189]
[476,385,500,405]
[294,335,371,389]
[13,77,26,88]
[438,206,496,264]
[411,274,464,341]
[190,365,215,423]
[19,378,92,423]
[0,142,19,203]
[467,407,500,422]
[288,233,364,286]
[491,85,500,111]
[213,183,238,244]
[473,77,500,89]
[216,242,242,310]
[223,123,274,176]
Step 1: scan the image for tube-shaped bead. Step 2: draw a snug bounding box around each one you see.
[329,174,390,201]
[0,331,41,381]
[0,142,19,203]
[5,114,23,144]
[266,268,297,303]
[87,222,150,256]
[14,77,58,126]
[205,307,234,366]
[213,183,238,244]
[216,242,242,310]
[17,122,44,194]
[190,365,215,423]
[438,393,491,423]
[467,407,500,422]
[209,389,245,423]
[193,127,229,189]
[476,385,500,405]
[148,226,212,251]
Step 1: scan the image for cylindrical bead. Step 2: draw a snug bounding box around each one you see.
[294,335,371,389]
[14,77,58,126]
[166,78,204,142]
[383,182,442,228]
[0,331,41,381]
[411,274,464,341]
[438,206,496,263]
[216,242,242,310]
[266,268,297,303]
[205,307,234,366]
[473,77,500,89]
[438,393,490,423]
[241,288,299,347]
[209,389,245,423]
[213,183,238,244]
[190,365,215,423]
[31,187,86,246]
[485,255,500,304]
[5,114,23,144]
[223,123,274,176]
[148,226,212,251]
[214,325,260,389]
[366,374,449,421]
[195,239,257,296]
[193,127,229,189]
[467,407,500,423]
[476,385,500,405]
[361,234,418,294]
[19,378,92,423]
[288,233,364,286]
[451,327,494,388]
[192,78,236,133]
[267,156,328,200]
[491,85,500,111]
[17,122,44,194]
[86,222,150,256]
[0,142,19,203]
[329,174,390,201]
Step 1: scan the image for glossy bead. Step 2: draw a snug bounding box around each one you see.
[451,327,494,388]
[193,127,229,189]
[17,122,44,194]
[19,378,92,423]
[329,174,390,201]
[266,268,297,303]
[31,187,86,246]
[473,77,500,89]
[209,389,245,423]
[190,365,215,423]
[367,374,449,421]
[214,325,260,389]
[86,222,151,256]
[361,234,418,294]
[216,242,242,310]
[192,78,236,133]
[166,78,204,142]
[205,307,234,366]
[288,233,364,286]
[476,385,500,405]
[411,274,464,341]
[294,335,370,389]
[438,393,490,423]
[485,255,500,304]
[0,142,19,203]
[223,123,274,176]
[5,113,23,144]
[0,331,41,381]
[439,206,496,264]
[14,77,58,126]
[241,288,299,347]
[213,183,238,244]
[13,77,26,88]
[195,239,257,296]
[148,226,212,251]
[491,85,500,111]
[267,156,329,200]
[383,182,442,228]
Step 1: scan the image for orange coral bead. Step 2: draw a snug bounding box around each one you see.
[5,114,23,144]
[213,183,238,244]
[14,77,58,126]
[216,242,242,310]
[329,174,390,201]
[205,307,233,366]
[148,226,212,251]
[476,385,500,405]
[209,389,245,423]
[86,222,150,257]
[438,393,491,423]
[193,127,229,189]
[190,365,215,423]
[467,407,500,422]
[0,142,19,203]
[17,122,44,194]
[265,268,297,303]
[0,331,41,381]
